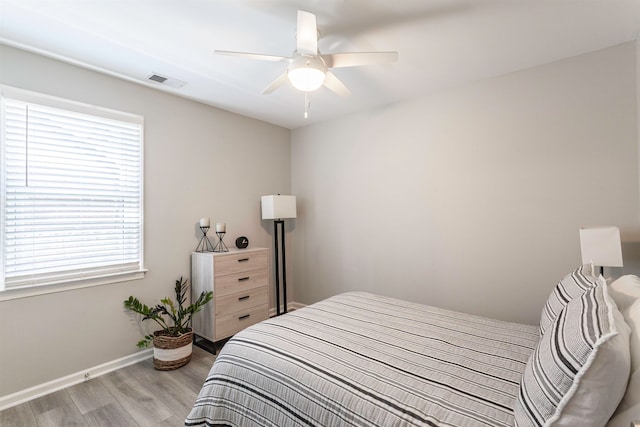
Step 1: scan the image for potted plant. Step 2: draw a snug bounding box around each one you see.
[124,276,213,370]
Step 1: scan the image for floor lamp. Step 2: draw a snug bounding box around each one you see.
[579,226,623,277]
[261,195,297,315]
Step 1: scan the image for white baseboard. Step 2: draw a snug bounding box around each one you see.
[288,301,306,311]
[0,348,153,411]
[269,301,306,317]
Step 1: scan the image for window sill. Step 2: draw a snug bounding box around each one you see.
[0,270,148,301]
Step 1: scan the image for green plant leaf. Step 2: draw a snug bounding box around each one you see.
[123,276,212,346]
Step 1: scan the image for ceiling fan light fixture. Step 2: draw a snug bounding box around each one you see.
[288,56,326,92]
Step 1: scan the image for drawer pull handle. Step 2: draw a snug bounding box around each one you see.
[238,277,250,282]
[238,258,249,262]
[238,295,250,301]
[239,314,250,320]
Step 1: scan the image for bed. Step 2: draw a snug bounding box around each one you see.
[185,266,640,427]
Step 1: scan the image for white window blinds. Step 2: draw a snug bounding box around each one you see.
[1,88,144,291]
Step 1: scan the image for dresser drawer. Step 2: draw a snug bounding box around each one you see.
[214,250,268,277]
[215,286,268,316]
[216,269,268,296]
[215,305,269,340]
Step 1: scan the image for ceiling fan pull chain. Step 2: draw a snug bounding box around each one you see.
[304,91,310,119]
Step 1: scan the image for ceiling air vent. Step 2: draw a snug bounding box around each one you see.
[148,74,167,83]
[146,73,186,88]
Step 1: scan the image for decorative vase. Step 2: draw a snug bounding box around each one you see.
[152,329,193,370]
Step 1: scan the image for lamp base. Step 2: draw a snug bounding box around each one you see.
[273,220,287,316]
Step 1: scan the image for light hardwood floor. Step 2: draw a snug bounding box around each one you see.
[0,346,216,427]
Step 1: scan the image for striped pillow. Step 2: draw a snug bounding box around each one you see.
[515,280,630,427]
[539,263,597,336]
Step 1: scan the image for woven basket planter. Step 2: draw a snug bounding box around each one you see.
[152,329,193,370]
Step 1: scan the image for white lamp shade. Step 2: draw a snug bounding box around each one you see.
[579,226,623,267]
[261,195,297,220]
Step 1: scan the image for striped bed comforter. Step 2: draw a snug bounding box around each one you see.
[185,292,539,427]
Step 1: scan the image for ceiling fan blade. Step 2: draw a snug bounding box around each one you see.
[215,50,290,63]
[322,51,398,68]
[296,10,318,55]
[262,72,289,95]
[323,71,351,97]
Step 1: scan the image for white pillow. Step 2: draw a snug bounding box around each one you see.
[606,402,640,427]
[609,275,640,312]
[609,275,640,416]
[515,279,630,427]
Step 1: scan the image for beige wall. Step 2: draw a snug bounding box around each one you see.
[291,41,640,326]
[0,45,290,396]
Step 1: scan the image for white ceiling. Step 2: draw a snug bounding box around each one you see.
[1,0,639,129]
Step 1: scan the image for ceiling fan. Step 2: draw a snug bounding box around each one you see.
[215,10,398,98]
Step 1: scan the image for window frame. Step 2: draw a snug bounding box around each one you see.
[0,85,146,301]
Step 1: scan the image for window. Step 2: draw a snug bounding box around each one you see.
[0,86,144,298]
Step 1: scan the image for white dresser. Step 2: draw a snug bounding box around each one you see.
[191,248,269,343]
